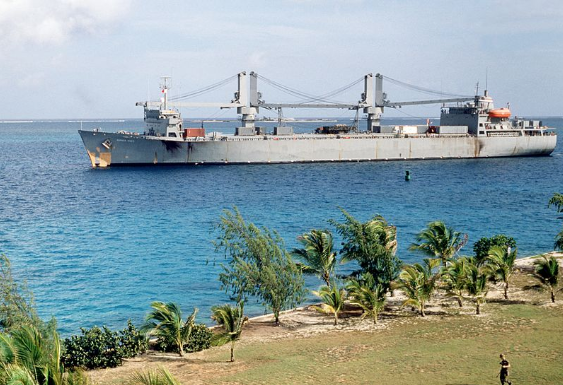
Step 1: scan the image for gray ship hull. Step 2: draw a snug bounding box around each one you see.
[78,130,557,167]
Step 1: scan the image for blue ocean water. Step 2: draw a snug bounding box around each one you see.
[0,117,561,335]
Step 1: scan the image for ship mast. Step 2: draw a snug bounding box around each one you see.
[160,76,171,110]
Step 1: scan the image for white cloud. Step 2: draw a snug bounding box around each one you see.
[0,0,131,45]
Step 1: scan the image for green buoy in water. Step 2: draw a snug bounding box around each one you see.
[405,170,411,181]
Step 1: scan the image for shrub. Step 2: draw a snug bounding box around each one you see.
[473,234,516,265]
[120,320,148,358]
[154,323,212,353]
[185,324,213,352]
[62,321,147,370]
[62,326,122,369]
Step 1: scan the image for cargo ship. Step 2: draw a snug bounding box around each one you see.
[78,72,557,167]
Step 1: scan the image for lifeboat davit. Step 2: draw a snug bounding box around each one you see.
[488,108,511,119]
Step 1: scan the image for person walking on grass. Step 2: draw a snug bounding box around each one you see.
[498,354,512,385]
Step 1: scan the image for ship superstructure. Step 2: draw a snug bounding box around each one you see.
[79,72,556,167]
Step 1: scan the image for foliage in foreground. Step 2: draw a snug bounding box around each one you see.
[330,210,402,293]
[0,254,43,333]
[62,320,147,369]
[0,323,90,385]
[215,208,306,324]
[127,366,180,385]
[0,256,89,383]
[211,302,245,362]
[141,302,197,357]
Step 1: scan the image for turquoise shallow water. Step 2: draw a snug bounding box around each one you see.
[0,118,561,335]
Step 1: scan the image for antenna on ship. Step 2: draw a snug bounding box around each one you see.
[485,68,488,94]
[475,81,480,96]
[160,76,171,110]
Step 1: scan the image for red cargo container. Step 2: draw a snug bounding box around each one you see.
[183,128,205,138]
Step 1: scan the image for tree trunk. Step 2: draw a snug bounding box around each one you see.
[476,303,480,315]
[504,282,509,300]
[323,272,331,287]
[274,310,280,326]
[551,289,555,303]
[230,340,235,362]
[178,336,185,357]
[457,297,463,307]
[420,304,425,317]
[334,313,338,325]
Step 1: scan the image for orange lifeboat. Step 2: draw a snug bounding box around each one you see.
[488,108,511,119]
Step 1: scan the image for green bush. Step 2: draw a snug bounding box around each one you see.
[185,324,213,352]
[120,320,148,358]
[62,326,121,369]
[473,234,516,265]
[154,323,212,353]
[62,321,147,370]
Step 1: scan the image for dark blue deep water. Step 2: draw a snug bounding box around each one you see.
[0,118,561,335]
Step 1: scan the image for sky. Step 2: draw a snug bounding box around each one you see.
[1,0,562,119]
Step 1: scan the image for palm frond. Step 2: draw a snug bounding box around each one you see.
[142,302,198,356]
[292,230,337,286]
[410,221,466,267]
[313,284,345,324]
[127,367,180,385]
[3,363,37,385]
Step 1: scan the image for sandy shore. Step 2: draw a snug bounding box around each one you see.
[238,252,563,342]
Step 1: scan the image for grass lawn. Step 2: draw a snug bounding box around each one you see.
[197,304,562,384]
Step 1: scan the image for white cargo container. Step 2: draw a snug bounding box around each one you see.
[438,126,468,134]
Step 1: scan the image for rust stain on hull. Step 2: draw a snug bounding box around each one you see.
[87,150,97,168]
[99,152,111,168]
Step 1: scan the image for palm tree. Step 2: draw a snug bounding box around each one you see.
[548,193,563,250]
[312,284,346,325]
[292,229,337,287]
[409,221,467,268]
[128,366,180,385]
[486,245,517,300]
[548,193,563,211]
[346,274,386,324]
[0,324,88,385]
[397,258,441,317]
[330,211,401,293]
[211,302,245,362]
[533,256,560,303]
[441,257,470,307]
[141,302,198,357]
[465,262,489,315]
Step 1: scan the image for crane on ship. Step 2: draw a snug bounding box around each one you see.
[136,72,476,133]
